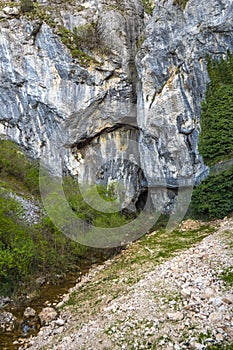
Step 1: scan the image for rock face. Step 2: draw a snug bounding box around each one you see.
[0,0,232,212]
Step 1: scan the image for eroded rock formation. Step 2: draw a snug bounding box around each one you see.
[0,0,232,212]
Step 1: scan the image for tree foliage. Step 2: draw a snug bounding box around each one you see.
[191,167,233,219]
[0,140,39,194]
[191,53,233,219]
[0,141,87,296]
[199,54,233,166]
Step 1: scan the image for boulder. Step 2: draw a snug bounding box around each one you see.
[24,307,36,318]
[39,307,58,326]
[0,311,16,332]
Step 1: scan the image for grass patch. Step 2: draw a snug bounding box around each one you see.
[219,266,233,286]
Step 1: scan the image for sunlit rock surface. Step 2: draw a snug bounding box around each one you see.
[0,0,232,211]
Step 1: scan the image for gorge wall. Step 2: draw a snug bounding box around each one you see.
[0,0,232,212]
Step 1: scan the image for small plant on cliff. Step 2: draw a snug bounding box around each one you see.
[20,0,35,13]
[173,0,189,10]
[0,139,39,194]
[57,24,100,66]
[141,0,155,15]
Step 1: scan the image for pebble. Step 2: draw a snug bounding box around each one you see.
[166,312,184,321]
[216,333,224,341]
[24,307,36,318]
[55,318,65,326]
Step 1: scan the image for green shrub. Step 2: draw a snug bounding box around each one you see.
[199,54,233,166]
[20,0,35,13]
[0,139,39,194]
[173,0,189,9]
[219,266,233,286]
[191,54,233,219]
[191,166,233,219]
[57,24,101,66]
[0,141,88,296]
[0,194,35,294]
[141,0,155,15]
[205,343,233,350]
[63,176,129,228]
[0,189,87,295]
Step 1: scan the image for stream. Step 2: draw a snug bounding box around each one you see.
[0,248,119,350]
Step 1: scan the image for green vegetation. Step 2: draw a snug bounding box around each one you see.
[0,193,84,295]
[205,344,233,350]
[63,176,129,228]
[57,25,100,66]
[20,0,35,13]
[173,0,189,9]
[0,140,39,195]
[0,140,87,296]
[5,0,107,66]
[136,34,145,50]
[191,53,233,219]
[105,3,125,14]
[141,0,155,15]
[0,140,131,297]
[191,166,233,219]
[219,266,233,286]
[0,189,86,296]
[199,55,233,166]
[0,1,18,10]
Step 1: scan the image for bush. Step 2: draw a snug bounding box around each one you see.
[173,0,189,9]
[141,0,155,15]
[0,139,39,194]
[0,194,35,294]
[0,189,87,295]
[63,176,129,228]
[0,141,88,296]
[199,54,233,166]
[20,0,35,13]
[191,166,233,219]
[191,54,233,219]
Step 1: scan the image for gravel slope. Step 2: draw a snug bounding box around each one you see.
[20,218,233,350]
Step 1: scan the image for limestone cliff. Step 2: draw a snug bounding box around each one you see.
[0,0,232,212]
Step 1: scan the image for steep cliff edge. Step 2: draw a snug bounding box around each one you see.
[0,0,232,212]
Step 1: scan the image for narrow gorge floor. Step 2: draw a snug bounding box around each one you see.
[20,218,233,350]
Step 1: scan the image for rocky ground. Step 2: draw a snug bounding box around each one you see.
[18,218,233,350]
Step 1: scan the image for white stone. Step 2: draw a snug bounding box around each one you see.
[209,312,223,323]
[39,307,57,326]
[56,318,65,326]
[23,307,36,318]
[2,6,19,16]
[166,312,184,321]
